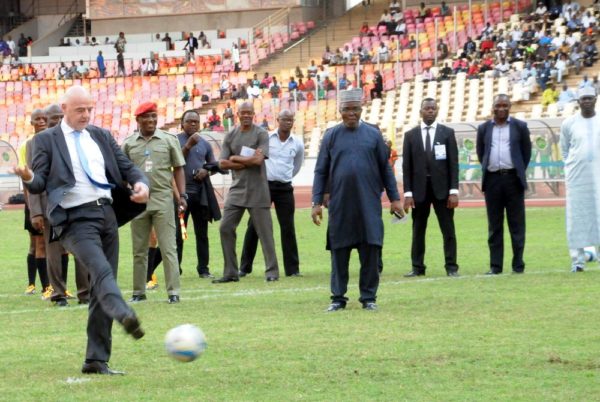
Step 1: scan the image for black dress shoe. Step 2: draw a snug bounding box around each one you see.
[199,272,214,279]
[511,270,524,274]
[212,277,239,284]
[266,277,279,282]
[129,294,147,302]
[82,361,125,375]
[485,270,501,275]
[447,271,460,277]
[238,271,250,277]
[362,302,378,311]
[53,298,69,307]
[121,315,145,340]
[286,272,303,277]
[326,302,346,312]
[404,271,425,277]
[168,295,180,304]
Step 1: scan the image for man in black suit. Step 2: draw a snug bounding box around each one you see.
[402,98,460,277]
[13,85,149,375]
[476,94,532,274]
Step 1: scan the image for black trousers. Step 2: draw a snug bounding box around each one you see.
[59,204,134,363]
[183,194,210,275]
[411,178,458,274]
[240,181,299,276]
[330,244,380,305]
[484,170,526,273]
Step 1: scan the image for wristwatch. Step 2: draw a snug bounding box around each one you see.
[180,193,189,200]
[311,202,322,207]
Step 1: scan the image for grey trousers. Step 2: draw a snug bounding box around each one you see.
[60,204,134,363]
[44,217,89,303]
[219,204,279,279]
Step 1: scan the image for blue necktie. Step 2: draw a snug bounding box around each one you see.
[73,130,114,190]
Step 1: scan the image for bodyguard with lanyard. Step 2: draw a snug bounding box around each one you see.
[240,109,305,277]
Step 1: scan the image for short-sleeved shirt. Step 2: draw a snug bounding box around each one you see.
[177,132,215,194]
[219,125,270,208]
[122,129,185,211]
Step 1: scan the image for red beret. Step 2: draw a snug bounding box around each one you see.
[134,102,158,117]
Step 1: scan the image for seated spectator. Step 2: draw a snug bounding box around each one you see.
[248,83,261,99]
[318,64,330,79]
[373,42,389,63]
[579,74,593,89]
[452,57,468,74]
[251,73,260,88]
[437,39,449,60]
[467,60,480,79]
[422,67,435,82]
[570,45,583,74]
[359,22,370,37]
[541,83,559,106]
[191,84,201,100]
[208,109,221,127]
[21,63,36,81]
[378,9,392,28]
[57,61,68,79]
[322,45,334,65]
[494,57,510,77]
[147,58,159,76]
[584,39,598,66]
[219,74,231,99]
[304,76,316,92]
[104,37,112,45]
[440,1,451,17]
[269,77,281,105]
[295,66,304,79]
[338,73,349,90]
[74,39,81,47]
[480,52,495,73]
[232,84,248,100]
[181,86,191,104]
[408,35,416,49]
[307,60,318,77]
[357,47,370,63]
[90,37,98,46]
[394,19,406,35]
[417,2,430,19]
[534,1,548,18]
[479,23,493,40]
[521,74,537,100]
[553,54,568,83]
[389,1,401,14]
[480,36,495,54]
[68,61,78,78]
[342,45,353,64]
[536,63,552,90]
[260,72,273,88]
[557,83,577,109]
[139,58,149,76]
[438,61,452,81]
[75,59,89,79]
[322,76,335,91]
[399,34,409,49]
[331,48,343,65]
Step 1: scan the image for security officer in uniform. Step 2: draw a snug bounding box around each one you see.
[122,102,187,303]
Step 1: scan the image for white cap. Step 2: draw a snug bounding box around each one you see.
[339,89,363,104]
[578,86,596,99]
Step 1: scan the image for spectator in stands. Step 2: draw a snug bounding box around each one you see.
[104,37,111,45]
[270,77,282,106]
[115,31,126,53]
[358,46,370,63]
[467,60,480,79]
[453,57,468,74]
[10,54,21,67]
[338,73,349,90]
[437,39,449,60]
[208,109,221,128]
[251,73,260,87]
[557,83,577,109]
[322,45,334,65]
[536,62,551,90]
[21,63,36,81]
[191,84,201,100]
[162,33,172,50]
[378,9,392,29]
[288,76,298,95]
[340,45,352,64]
[0,37,9,65]
[67,61,77,78]
[494,57,510,77]
[6,35,15,61]
[553,53,568,83]
[222,103,235,130]
[479,23,494,40]
[593,77,600,96]
[417,2,430,19]
[219,74,231,100]
[541,83,559,106]
[147,58,159,76]
[260,72,273,88]
[584,39,598,66]
[90,37,98,46]
[232,43,241,72]
[305,75,316,92]
[480,52,495,73]
[117,50,126,77]
[59,38,69,46]
[480,35,495,55]
[373,42,389,63]
[260,117,270,130]
[389,1,400,14]
[360,22,370,37]
[579,74,593,90]
[75,59,89,79]
[74,39,82,47]
[408,35,416,49]
[57,62,68,79]
[438,62,452,81]
[200,38,210,49]
[370,71,383,99]
[394,18,406,35]
[139,58,149,76]
[440,1,451,16]
[17,33,27,57]
[248,82,261,98]
[569,44,583,74]
[307,60,318,77]
[181,86,191,104]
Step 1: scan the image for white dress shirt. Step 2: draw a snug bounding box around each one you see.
[404,121,458,197]
[59,120,111,208]
[265,131,304,183]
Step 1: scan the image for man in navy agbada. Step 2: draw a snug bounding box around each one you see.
[311,89,404,312]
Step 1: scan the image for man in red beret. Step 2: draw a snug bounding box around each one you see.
[122,101,187,304]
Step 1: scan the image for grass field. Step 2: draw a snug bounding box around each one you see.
[1,206,599,401]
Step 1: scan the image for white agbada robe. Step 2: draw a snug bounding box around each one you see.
[560,112,600,249]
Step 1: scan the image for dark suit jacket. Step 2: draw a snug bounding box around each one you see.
[402,123,459,203]
[476,117,532,192]
[26,124,148,237]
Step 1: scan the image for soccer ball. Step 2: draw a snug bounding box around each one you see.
[584,247,597,262]
[165,324,207,362]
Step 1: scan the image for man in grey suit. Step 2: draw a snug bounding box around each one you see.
[13,86,149,375]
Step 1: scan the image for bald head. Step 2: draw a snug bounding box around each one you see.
[44,103,63,128]
[276,109,294,137]
[31,108,48,134]
[62,85,93,131]
[237,101,255,130]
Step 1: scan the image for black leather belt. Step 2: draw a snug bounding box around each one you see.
[490,169,516,175]
[69,198,112,210]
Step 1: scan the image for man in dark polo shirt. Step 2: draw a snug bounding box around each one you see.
[178,110,221,279]
[213,102,280,283]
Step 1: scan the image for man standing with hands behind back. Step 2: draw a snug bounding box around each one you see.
[122,102,187,304]
[13,85,148,375]
[476,94,532,275]
[402,98,460,277]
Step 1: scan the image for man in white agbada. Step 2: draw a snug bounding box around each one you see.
[560,86,600,272]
